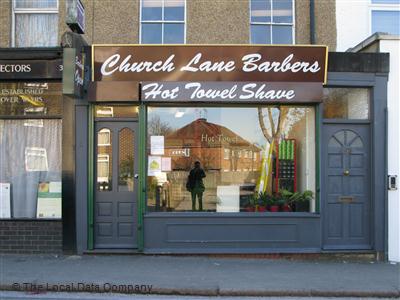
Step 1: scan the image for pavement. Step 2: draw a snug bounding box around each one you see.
[0,254,399,298]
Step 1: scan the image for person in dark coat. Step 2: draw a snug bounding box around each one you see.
[186,161,206,211]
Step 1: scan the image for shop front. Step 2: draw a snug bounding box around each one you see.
[0,48,64,254]
[71,45,388,255]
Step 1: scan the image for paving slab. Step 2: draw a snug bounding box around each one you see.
[0,255,399,297]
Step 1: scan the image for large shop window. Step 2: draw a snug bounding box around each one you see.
[147,106,316,213]
[250,0,294,44]
[13,0,59,47]
[0,82,62,219]
[140,0,185,44]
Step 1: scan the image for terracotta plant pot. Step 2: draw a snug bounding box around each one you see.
[257,206,267,212]
[269,205,279,212]
[282,204,291,212]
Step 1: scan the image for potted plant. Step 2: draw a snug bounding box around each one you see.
[268,194,280,212]
[256,191,269,212]
[280,189,301,212]
[294,190,313,212]
[245,195,257,212]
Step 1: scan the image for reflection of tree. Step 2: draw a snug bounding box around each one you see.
[257,107,306,142]
[148,115,173,136]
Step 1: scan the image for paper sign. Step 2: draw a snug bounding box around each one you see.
[49,181,62,193]
[148,156,162,176]
[161,157,172,172]
[36,197,62,218]
[0,183,11,218]
[150,136,164,155]
[216,185,240,213]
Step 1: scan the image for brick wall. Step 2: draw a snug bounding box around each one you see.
[0,221,62,254]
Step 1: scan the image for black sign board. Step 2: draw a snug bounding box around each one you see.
[0,59,63,80]
[141,82,323,103]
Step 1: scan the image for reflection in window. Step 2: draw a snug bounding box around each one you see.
[119,128,135,192]
[250,0,294,44]
[147,106,316,213]
[323,88,370,120]
[97,129,112,191]
[140,0,185,44]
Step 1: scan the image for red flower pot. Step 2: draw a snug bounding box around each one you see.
[257,206,267,212]
[269,205,279,212]
[245,207,255,212]
[282,204,292,212]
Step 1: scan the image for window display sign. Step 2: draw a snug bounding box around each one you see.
[92,45,328,83]
[0,82,62,117]
[141,82,323,103]
[0,183,11,218]
[36,182,62,219]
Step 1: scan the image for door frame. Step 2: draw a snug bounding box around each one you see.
[88,104,145,251]
[321,121,372,250]
[322,72,388,255]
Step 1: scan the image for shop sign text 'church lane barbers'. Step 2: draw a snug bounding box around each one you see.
[92,45,328,83]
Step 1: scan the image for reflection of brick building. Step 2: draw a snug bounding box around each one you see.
[165,118,261,172]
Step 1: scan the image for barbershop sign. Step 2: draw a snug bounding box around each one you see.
[92,45,327,102]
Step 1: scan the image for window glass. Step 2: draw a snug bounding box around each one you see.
[372,0,400,4]
[95,105,139,118]
[323,88,370,120]
[272,0,293,23]
[14,0,58,47]
[141,0,162,20]
[251,0,271,22]
[250,0,293,44]
[251,24,271,44]
[147,106,316,213]
[164,23,185,44]
[0,82,62,117]
[0,119,62,219]
[371,11,400,35]
[118,128,135,192]
[15,0,57,9]
[272,25,292,44]
[140,0,185,44]
[164,0,185,21]
[97,128,112,191]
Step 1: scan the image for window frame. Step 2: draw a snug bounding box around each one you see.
[11,0,59,47]
[369,0,400,35]
[249,0,296,44]
[139,0,187,44]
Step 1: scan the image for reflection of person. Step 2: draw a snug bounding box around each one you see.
[186,161,206,211]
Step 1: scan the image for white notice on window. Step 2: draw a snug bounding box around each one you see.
[148,156,162,176]
[150,136,164,155]
[36,197,62,219]
[0,183,11,218]
[161,157,172,172]
[49,181,62,193]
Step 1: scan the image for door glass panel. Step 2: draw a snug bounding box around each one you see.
[97,128,112,191]
[323,88,370,120]
[95,106,139,118]
[118,128,134,192]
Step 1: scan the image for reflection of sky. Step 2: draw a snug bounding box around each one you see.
[148,107,269,146]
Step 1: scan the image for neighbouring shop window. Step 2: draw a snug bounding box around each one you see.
[140,0,185,44]
[13,0,59,47]
[323,88,370,120]
[0,119,62,218]
[147,106,316,213]
[370,0,400,35]
[95,105,139,119]
[250,0,294,44]
[0,82,62,117]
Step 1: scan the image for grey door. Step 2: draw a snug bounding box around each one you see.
[94,122,138,249]
[322,124,371,250]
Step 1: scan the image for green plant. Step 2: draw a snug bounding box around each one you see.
[256,191,269,207]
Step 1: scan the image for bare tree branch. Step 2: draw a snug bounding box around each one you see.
[267,108,276,137]
[257,107,272,143]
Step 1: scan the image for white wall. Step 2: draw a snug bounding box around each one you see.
[336,1,400,262]
[380,39,400,263]
[336,0,370,51]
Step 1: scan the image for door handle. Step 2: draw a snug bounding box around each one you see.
[344,170,350,176]
[134,174,139,179]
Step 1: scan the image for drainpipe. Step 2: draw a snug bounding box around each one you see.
[310,0,316,44]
